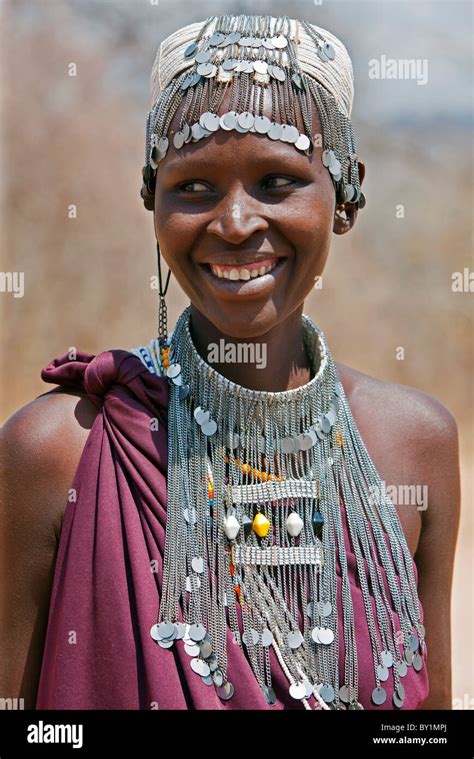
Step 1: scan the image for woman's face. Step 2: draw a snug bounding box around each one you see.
[154,87,361,339]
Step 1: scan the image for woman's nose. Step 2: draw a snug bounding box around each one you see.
[206,187,269,244]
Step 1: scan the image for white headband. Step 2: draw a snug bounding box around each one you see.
[150,16,355,119]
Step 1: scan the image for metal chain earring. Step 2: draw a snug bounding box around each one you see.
[156,241,171,346]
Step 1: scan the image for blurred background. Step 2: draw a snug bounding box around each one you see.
[1,0,472,705]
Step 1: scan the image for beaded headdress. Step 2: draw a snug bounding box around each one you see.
[140,13,366,211]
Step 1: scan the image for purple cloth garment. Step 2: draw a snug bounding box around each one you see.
[35,347,429,710]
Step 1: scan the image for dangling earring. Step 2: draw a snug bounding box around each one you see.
[156,241,171,347]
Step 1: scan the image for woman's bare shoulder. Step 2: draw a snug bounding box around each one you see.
[336,361,457,438]
[1,388,100,538]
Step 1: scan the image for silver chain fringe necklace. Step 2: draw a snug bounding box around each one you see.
[136,303,426,710]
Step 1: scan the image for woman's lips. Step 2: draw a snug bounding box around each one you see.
[199,256,287,300]
[207,257,278,281]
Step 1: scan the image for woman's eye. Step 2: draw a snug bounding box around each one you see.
[263,176,296,190]
[178,181,211,193]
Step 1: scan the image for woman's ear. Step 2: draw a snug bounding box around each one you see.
[333,159,366,235]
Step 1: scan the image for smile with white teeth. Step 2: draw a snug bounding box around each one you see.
[208,260,278,281]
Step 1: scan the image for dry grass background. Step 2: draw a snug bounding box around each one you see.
[1,0,472,705]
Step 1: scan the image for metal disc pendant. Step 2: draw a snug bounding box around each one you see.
[158,621,175,638]
[285,125,300,144]
[295,134,310,151]
[201,674,213,686]
[321,414,332,433]
[216,681,234,701]
[191,122,205,141]
[323,43,336,60]
[201,419,217,436]
[318,47,329,62]
[319,600,332,617]
[191,556,204,573]
[176,623,186,639]
[270,65,286,82]
[197,62,216,78]
[311,626,321,643]
[253,60,268,75]
[184,642,200,657]
[226,31,241,44]
[410,633,419,653]
[173,131,186,149]
[289,682,306,700]
[166,363,181,379]
[281,436,295,454]
[397,659,408,677]
[288,630,304,649]
[212,669,224,686]
[195,49,212,64]
[322,149,335,167]
[377,664,389,682]
[238,36,252,47]
[238,111,254,130]
[372,686,387,705]
[235,59,249,72]
[339,685,350,703]
[272,34,288,49]
[150,624,161,641]
[199,639,213,659]
[262,37,275,50]
[381,650,393,668]
[412,652,423,671]
[194,406,208,424]
[319,684,335,703]
[242,629,259,647]
[317,627,334,645]
[226,431,240,449]
[189,623,206,642]
[268,122,283,140]
[222,110,239,129]
[254,115,271,134]
[191,658,210,677]
[184,42,198,59]
[203,112,220,132]
[181,74,194,91]
[263,685,276,705]
[261,628,273,646]
[329,159,342,176]
[183,506,197,524]
[158,638,174,649]
[404,647,414,665]
[393,691,404,708]
[209,32,225,46]
[178,384,190,399]
[222,57,238,71]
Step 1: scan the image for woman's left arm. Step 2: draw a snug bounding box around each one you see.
[413,404,461,709]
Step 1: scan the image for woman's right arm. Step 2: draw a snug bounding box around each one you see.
[0,391,99,709]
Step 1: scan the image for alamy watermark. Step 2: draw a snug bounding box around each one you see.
[368,56,428,85]
[207,339,267,369]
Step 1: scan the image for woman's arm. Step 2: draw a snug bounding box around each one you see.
[413,404,461,709]
[0,391,98,708]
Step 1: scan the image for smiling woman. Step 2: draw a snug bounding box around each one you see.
[1,12,460,714]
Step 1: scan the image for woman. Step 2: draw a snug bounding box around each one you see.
[1,13,460,710]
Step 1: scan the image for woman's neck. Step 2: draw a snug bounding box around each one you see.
[188,304,316,392]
